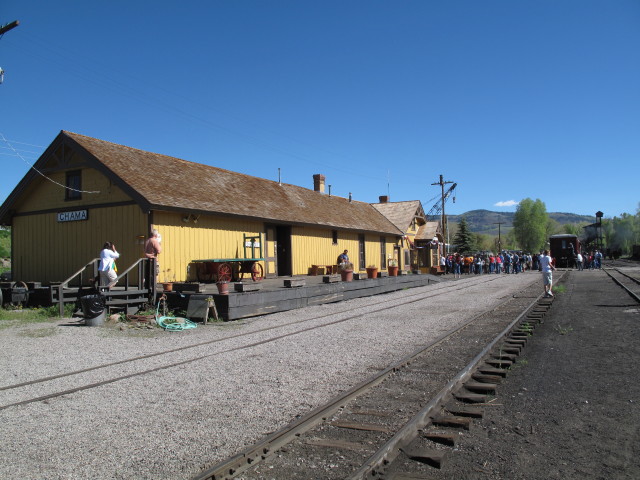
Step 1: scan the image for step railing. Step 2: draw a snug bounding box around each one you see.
[53,258,157,316]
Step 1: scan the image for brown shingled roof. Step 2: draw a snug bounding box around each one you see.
[64,131,402,235]
[415,221,442,241]
[371,200,425,233]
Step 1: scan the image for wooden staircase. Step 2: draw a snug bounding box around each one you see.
[51,258,158,317]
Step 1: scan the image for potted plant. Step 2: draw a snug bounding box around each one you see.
[161,270,174,292]
[216,280,229,295]
[338,261,354,282]
[388,258,399,277]
[365,265,378,279]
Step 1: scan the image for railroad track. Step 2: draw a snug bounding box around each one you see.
[0,274,517,410]
[602,266,640,303]
[194,275,563,480]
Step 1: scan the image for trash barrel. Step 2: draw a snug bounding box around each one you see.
[81,294,106,326]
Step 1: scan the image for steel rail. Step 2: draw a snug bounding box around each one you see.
[347,287,554,479]
[0,276,512,410]
[0,274,498,393]
[192,283,538,480]
[602,267,640,303]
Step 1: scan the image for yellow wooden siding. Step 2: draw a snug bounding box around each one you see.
[152,212,264,282]
[290,226,398,274]
[12,204,146,283]
[17,167,130,212]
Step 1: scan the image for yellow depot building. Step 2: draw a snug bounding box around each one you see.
[0,131,423,285]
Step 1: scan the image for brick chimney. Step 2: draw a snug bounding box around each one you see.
[313,174,326,193]
[379,195,389,203]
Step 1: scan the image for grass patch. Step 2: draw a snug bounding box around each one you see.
[18,326,58,337]
[0,303,76,329]
[553,284,567,294]
[555,325,573,335]
[510,358,529,370]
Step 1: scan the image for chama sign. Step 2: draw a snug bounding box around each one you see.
[57,210,88,222]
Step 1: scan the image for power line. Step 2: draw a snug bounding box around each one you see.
[0,133,100,195]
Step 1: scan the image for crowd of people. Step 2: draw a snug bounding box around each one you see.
[439,248,605,298]
[440,251,537,277]
[574,250,604,270]
[439,249,604,278]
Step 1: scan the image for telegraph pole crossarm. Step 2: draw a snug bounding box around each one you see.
[431,174,455,255]
[0,20,19,36]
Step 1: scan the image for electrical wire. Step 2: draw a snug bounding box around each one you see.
[6,32,391,185]
[0,133,100,194]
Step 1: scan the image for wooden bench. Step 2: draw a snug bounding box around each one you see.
[311,265,339,275]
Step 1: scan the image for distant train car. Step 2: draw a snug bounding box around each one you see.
[549,234,581,268]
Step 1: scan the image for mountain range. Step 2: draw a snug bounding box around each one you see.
[440,210,595,236]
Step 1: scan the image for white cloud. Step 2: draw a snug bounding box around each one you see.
[494,200,520,207]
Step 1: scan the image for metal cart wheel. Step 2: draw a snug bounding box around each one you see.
[251,262,264,282]
[216,262,233,283]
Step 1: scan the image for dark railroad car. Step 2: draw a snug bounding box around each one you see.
[549,234,581,268]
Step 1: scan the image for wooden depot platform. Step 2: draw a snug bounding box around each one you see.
[163,272,441,321]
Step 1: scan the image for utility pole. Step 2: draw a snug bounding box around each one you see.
[0,20,20,85]
[493,222,505,253]
[431,174,454,254]
[0,20,19,36]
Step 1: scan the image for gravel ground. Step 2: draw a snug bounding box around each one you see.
[429,265,640,479]
[0,272,540,479]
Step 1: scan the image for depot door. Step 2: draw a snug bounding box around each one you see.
[264,225,277,278]
[276,225,292,276]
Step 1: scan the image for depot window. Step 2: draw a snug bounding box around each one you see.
[65,170,82,201]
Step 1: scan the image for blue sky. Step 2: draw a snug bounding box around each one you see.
[1,1,638,219]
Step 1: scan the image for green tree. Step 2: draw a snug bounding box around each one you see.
[452,217,476,253]
[0,228,10,258]
[513,198,550,252]
[475,233,494,252]
[606,213,640,255]
[563,223,586,236]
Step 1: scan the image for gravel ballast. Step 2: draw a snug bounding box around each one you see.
[1,273,540,479]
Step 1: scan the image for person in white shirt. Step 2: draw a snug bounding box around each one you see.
[576,252,583,271]
[99,241,120,288]
[539,249,555,297]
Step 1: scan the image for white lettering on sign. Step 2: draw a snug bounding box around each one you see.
[57,210,88,222]
[245,241,260,247]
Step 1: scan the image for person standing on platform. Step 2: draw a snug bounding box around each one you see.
[99,241,119,288]
[539,249,556,297]
[144,229,162,287]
